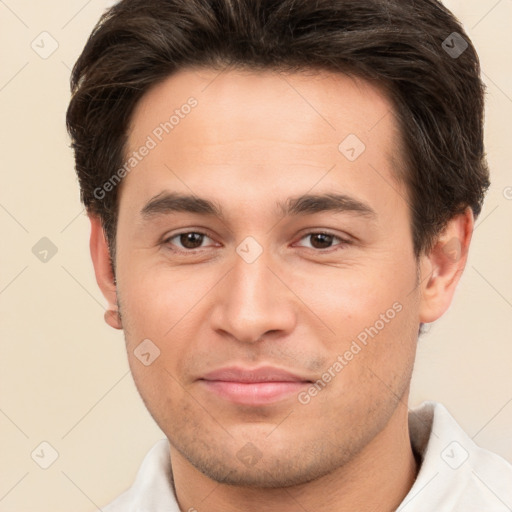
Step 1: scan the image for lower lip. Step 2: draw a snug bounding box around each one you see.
[199,380,310,405]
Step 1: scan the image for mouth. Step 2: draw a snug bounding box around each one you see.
[198,366,313,406]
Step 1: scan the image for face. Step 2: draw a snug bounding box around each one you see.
[111,68,423,487]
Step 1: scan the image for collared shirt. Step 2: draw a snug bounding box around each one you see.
[102,401,512,511]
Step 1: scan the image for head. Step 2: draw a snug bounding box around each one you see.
[67,0,488,488]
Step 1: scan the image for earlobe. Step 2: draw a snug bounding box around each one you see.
[89,214,123,330]
[104,308,122,330]
[418,207,474,324]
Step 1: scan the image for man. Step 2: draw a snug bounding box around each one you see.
[66,0,512,510]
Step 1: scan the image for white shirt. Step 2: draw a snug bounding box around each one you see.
[102,401,512,511]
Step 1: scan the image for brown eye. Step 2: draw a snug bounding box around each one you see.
[296,231,350,251]
[164,231,213,251]
[309,233,335,249]
[179,232,205,249]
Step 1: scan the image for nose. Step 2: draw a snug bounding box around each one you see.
[209,244,297,344]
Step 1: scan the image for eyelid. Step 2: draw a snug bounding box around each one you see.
[162,229,216,251]
[293,230,352,250]
[163,228,352,254]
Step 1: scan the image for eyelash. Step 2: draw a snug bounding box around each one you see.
[162,230,351,254]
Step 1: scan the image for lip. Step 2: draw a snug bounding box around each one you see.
[201,366,311,383]
[198,366,313,406]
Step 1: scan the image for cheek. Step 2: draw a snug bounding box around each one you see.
[301,257,419,388]
[117,260,201,337]
[117,265,213,397]
[290,255,416,335]
[308,307,418,430]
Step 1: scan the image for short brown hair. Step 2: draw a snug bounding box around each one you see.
[66,0,489,266]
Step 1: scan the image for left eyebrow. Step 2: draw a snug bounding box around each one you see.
[140,191,377,221]
[278,192,377,218]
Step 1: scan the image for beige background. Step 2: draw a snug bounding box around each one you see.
[0,1,511,511]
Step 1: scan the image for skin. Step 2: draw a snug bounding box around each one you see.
[89,68,474,512]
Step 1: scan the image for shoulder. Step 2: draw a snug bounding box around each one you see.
[402,401,512,512]
[101,438,178,512]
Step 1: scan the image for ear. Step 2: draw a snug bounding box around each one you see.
[418,207,474,324]
[89,214,122,330]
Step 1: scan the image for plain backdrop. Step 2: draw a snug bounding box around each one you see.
[0,1,511,511]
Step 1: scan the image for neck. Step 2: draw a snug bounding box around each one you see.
[170,401,419,512]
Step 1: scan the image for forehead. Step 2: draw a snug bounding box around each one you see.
[120,67,405,217]
[126,66,400,154]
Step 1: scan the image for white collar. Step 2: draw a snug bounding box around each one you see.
[103,401,512,511]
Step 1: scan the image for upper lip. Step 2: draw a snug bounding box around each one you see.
[200,366,312,383]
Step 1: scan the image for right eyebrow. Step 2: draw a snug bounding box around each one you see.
[141,192,224,219]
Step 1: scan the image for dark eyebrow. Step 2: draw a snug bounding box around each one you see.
[141,192,224,219]
[278,192,376,218]
[140,191,376,220]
